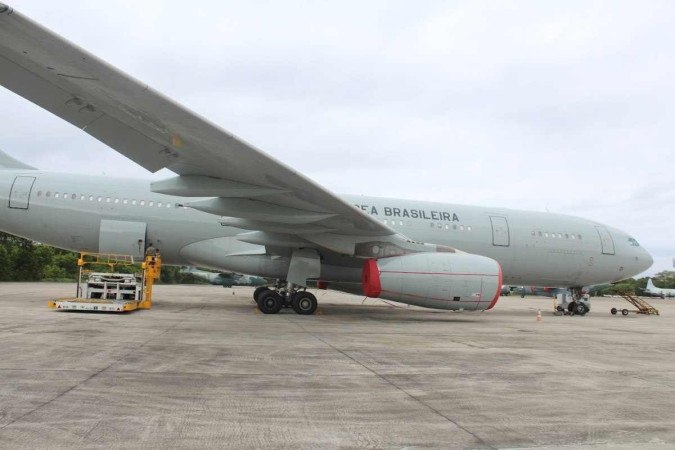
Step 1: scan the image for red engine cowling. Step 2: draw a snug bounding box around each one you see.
[362,252,502,311]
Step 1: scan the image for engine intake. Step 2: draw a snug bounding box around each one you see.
[362,252,502,311]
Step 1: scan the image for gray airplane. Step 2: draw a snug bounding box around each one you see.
[644,279,675,298]
[0,5,653,315]
[179,267,268,288]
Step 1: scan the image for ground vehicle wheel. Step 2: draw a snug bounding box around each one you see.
[291,291,318,315]
[622,309,629,316]
[575,303,587,315]
[253,286,270,303]
[556,305,564,312]
[611,308,617,315]
[568,302,577,314]
[257,290,283,314]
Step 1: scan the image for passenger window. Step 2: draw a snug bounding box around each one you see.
[149,201,154,207]
[157,202,162,207]
[80,195,85,200]
[140,200,145,206]
[89,195,94,201]
[578,234,582,240]
[167,203,172,208]
[37,190,42,197]
[538,231,542,237]
[114,198,119,204]
[399,221,403,226]
[430,222,435,228]
[55,193,60,198]
[132,199,137,205]
[452,224,458,230]
[545,232,549,237]
[63,193,68,199]
[460,225,464,231]
[97,196,102,202]
[106,197,111,203]
[46,191,51,197]
[445,224,450,230]
[565,233,569,239]
[467,226,472,231]
[558,233,562,238]
[571,234,575,239]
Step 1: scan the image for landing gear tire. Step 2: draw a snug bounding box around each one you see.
[611,308,618,315]
[568,302,577,315]
[622,309,629,316]
[253,286,271,303]
[574,303,587,316]
[257,290,283,314]
[291,291,318,315]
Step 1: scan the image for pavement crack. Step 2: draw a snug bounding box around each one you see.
[286,317,496,449]
[0,320,182,431]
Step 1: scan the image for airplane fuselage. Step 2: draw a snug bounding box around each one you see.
[0,169,652,291]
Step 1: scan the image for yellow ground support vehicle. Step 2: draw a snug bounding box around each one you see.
[48,253,161,312]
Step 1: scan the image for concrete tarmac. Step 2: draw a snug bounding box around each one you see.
[1,283,674,449]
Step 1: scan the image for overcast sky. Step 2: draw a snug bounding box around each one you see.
[1,0,673,276]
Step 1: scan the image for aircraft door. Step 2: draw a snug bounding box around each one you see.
[490,216,510,247]
[8,176,36,209]
[99,219,147,259]
[595,226,615,255]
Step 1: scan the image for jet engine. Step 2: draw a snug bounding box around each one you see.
[362,252,502,311]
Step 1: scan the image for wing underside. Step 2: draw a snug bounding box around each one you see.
[0,5,452,258]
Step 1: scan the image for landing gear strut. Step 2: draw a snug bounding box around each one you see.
[253,282,318,315]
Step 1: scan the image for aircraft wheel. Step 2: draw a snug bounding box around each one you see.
[291,291,318,315]
[611,308,617,315]
[253,286,271,303]
[568,302,577,314]
[575,303,587,316]
[257,290,283,314]
[622,309,629,316]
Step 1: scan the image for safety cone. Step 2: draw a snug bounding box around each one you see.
[536,309,542,322]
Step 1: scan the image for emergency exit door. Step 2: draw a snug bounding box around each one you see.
[595,226,615,255]
[490,216,510,247]
[9,176,36,209]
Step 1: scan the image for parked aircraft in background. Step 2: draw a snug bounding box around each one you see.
[644,279,675,298]
[179,267,268,288]
[0,5,653,315]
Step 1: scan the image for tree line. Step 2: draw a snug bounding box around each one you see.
[0,232,205,284]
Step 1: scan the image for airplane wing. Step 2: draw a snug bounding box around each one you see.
[0,5,447,257]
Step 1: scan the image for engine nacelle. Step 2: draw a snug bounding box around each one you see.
[362,252,502,311]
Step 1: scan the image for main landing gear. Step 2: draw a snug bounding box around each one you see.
[253,283,318,315]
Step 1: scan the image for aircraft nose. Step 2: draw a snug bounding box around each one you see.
[636,248,654,273]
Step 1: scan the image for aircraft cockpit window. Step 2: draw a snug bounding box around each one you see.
[628,237,640,247]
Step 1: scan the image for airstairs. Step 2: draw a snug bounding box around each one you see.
[49,253,161,313]
[610,292,659,316]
